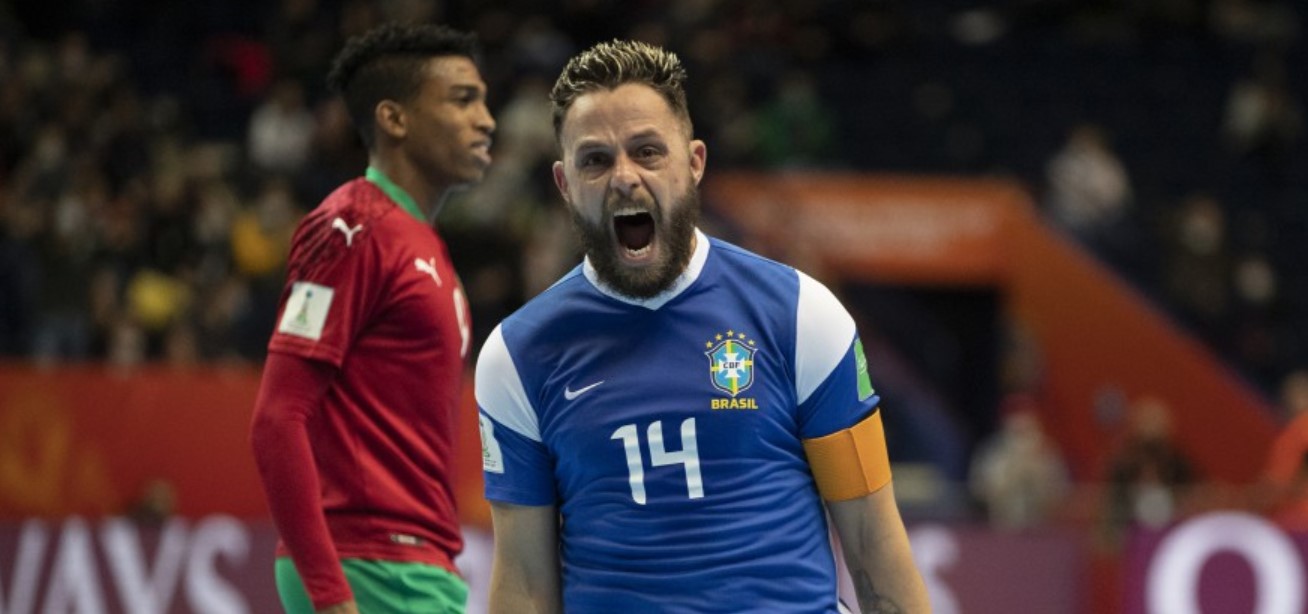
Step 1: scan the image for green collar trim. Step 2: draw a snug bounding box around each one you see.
[365,166,425,223]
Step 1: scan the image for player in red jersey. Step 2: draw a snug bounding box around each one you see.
[249,22,494,614]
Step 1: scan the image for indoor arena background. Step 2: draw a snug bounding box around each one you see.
[1,1,1306,612]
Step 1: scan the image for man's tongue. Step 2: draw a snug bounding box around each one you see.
[615,213,655,252]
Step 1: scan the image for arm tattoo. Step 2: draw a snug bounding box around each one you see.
[853,573,904,614]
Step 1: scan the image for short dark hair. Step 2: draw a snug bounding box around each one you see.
[327,22,479,149]
[550,40,691,141]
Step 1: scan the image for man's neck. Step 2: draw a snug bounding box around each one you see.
[367,156,451,223]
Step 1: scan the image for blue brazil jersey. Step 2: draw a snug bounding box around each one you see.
[476,230,879,613]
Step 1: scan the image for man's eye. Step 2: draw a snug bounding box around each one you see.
[451,90,482,106]
[634,145,667,161]
[581,153,610,167]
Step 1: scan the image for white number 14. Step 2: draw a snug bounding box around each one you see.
[610,418,704,504]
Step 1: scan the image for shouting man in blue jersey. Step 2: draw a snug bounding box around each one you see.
[475,40,930,613]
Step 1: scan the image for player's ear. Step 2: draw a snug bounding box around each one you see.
[375,100,406,141]
[689,139,707,186]
[552,160,569,202]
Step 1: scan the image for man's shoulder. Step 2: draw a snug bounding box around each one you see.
[707,236,780,266]
[297,180,411,244]
[502,266,588,331]
[285,179,403,276]
[704,235,803,290]
[310,178,398,230]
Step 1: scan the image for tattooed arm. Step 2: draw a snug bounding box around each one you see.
[488,502,563,614]
[827,483,931,613]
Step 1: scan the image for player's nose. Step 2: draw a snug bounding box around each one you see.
[609,153,640,197]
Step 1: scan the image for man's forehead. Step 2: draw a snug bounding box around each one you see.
[560,84,682,147]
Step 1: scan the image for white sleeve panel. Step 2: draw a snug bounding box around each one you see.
[795,271,857,405]
[474,325,542,442]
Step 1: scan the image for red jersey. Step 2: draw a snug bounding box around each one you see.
[266,172,471,571]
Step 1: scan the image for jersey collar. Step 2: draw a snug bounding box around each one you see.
[583,228,710,310]
[365,166,426,223]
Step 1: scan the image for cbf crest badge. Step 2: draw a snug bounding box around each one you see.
[705,330,759,405]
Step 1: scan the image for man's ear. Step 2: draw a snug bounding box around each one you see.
[689,139,707,186]
[374,100,407,141]
[552,160,570,202]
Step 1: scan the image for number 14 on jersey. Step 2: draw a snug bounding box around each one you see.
[610,418,704,504]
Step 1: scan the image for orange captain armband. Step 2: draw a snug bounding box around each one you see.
[802,410,892,501]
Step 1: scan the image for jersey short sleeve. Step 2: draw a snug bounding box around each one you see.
[793,271,880,439]
[268,216,385,366]
[475,325,556,506]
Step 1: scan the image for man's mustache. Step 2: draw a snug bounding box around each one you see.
[604,192,657,213]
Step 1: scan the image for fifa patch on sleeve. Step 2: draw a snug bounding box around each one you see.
[479,414,505,474]
[277,282,334,341]
[854,339,875,401]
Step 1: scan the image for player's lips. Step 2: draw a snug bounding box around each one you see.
[612,206,657,265]
[471,140,492,167]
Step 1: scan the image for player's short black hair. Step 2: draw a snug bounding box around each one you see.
[550,40,692,141]
[327,22,480,149]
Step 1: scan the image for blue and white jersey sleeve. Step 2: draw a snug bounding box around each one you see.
[475,324,555,505]
[793,271,880,439]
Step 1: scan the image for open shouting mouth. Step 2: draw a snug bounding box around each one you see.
[613,207,656,264]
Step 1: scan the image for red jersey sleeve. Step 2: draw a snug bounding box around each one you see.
[268,208,388,366]
[249,352,352,609]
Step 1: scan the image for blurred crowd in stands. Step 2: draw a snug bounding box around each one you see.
[0,0,1305,532]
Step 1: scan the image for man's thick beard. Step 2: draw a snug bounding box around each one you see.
[573,187,700,300]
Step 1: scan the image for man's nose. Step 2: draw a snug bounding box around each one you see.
[475,102,495,135]
[609,154,639,196]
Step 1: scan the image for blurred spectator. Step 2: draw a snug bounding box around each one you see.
[196,34,274,140]
[228,177,300,359]
[1044,124,1133,251]
[1209,0,1302,46]
[247,79,316,175]
[1099,396,1195,549]
[693,71,756,167]
[192,179,239,279]
[0,202,39,356]
[1161,193,1232,345]
[518,206,578,298]
[264,0,339,91]
[163,321,201,367]
[295,96,367,204]
[970,394,1070,531]
[1262,369,1308,530]
[142,162,197,274]
[230,177,297,280]
[106,316,147,370]
[1229,251,1285,389]
[125,268,190,339]
[754,70,837,169]
[1223,52,1303,181]
[457,74,554,229]
[24,148,104,363]
[124,478,178,526]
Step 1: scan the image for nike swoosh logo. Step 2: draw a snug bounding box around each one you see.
[564,381,604,401]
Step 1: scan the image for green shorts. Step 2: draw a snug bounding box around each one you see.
[275,557,467,613]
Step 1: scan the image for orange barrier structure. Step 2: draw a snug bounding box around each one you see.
[0,366,488,525]
[705,172,1277,482]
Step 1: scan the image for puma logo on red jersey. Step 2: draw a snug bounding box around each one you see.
[415,257,442,285]
[332,217,363,247]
